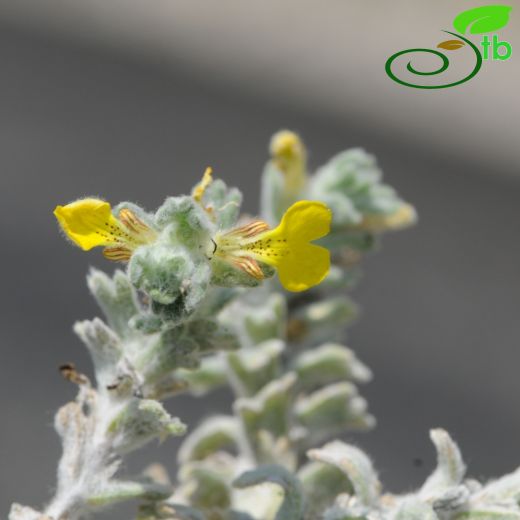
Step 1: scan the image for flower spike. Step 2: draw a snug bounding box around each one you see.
[214,200,332,291]
[54,198,157,261]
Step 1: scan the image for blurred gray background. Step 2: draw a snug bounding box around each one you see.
[0,1,519,516]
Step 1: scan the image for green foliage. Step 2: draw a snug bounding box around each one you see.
[18,131,520,520]
[311,149,400,227]
[234,465,305,520]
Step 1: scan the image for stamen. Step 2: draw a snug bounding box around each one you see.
[232,256,264,279]
[224,220,270,239]
[103,246,133,262]
[119,208,150,235]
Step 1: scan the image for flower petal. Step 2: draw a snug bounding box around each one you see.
[277,242,330,292]
[54,198,126,250]
[273,200,332,244]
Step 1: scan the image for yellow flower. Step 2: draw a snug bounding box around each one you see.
[214,200,331,292]
[54,198,157,261]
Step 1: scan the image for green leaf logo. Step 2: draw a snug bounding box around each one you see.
[453,5,512,34]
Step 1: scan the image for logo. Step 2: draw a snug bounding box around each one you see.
[385,5,512,89]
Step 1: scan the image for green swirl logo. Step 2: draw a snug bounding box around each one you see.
[385,5,513,89]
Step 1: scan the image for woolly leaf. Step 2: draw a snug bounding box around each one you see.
[234,465,305,520]
[298,461,353,518]
[454,510,520,519]
[227,339,285,396]
[178,463,232,511]
[472,466,520,504]
[86,479,171,507]
[73,318,123,390]
[178,415,242,463]
[288,296,358,345]
[295,382,374,443]
[393,497,438,520]
[87,268,140,339]
[294,343,372,391]
[307,441,380,507]
[108,399,186,454]
[177,355,228,396]
[420,429,466,497]
[234,373,296,456]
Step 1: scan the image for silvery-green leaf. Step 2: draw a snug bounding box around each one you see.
[392,497,438,520]
[202,178,242,230]
[307,441,381,507]
[431,485,469,516]
[138,503,206,520]
[130,312,163,334]
[154,195,213,249]
[177,354,228,396]
[256,430,298,470]
[323,507,370,520]
[298,461,353,518]
[73,318,123,389]
[233,465,305,520]
[295,383,374,444]
[197,286,238,316]
[183,319,239,355]
[136,317,237,385]
[178,462,232,511]
[294,343,372,391]
[129,244,198,306]
[144,372,190,400]
[453,509,520,520]
[243,293,287,345]
[178,415,242,463]
[86,479,171,507]
[87,268,140,339]
[53,389,95,493]
[289,297,358,345]
[472,467,520,504]
[310,148,403,226]
[234,373,296,454]
[108,399,186,454]
[219,291,286,349]
[136,330,200,384]
[420,429,466,497]
[227,340,285,396]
